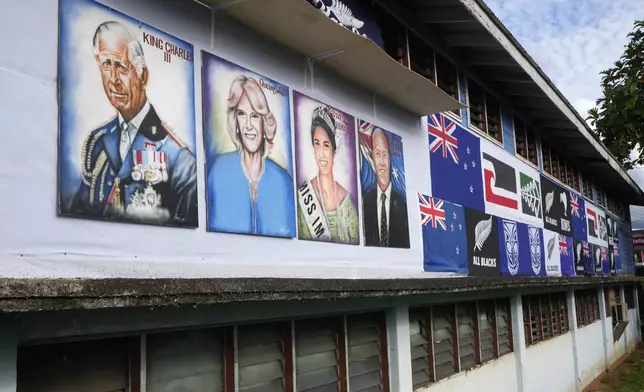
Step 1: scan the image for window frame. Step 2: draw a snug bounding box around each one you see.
[575,290,600,328]
[466,76,504,145]
[523,293,569,347]
[513,115,539,168]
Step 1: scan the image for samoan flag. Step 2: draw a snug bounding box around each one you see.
[559,234,575,277]
[570,191,587,242]
[419,193,468,274]
[498,219,546,277]
[428,113,484,211]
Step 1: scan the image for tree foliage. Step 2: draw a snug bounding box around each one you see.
[588,20,644,170]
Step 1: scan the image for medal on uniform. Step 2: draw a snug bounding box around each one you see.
[131,148,168,185]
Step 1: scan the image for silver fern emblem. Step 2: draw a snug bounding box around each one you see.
[520,178,541,217]
[560,192,568,217]
[545,191,554,213]
[547,235,555,260]
[329,0,364,29]
[503,220,519,276]
[473,216,493,252]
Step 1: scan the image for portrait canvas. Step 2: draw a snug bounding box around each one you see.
[293,91,359,245]
[358,121,409,248]
[202,52,295,238]
[58,0,198,227]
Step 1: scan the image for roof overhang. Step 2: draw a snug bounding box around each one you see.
[383,0,644,203]
[201,0,465,116]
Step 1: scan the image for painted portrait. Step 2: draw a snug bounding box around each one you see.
[293,91,359,245]
[358,121,409,248]
[58,0,198,227]
[202,53,295,238]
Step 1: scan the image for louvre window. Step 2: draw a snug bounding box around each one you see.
[542,141,552,175]
[582,178,593,200]
[567,163,579,191]
[238,323,289,392]
[295,318,344,392]
[410,298,513,388]
[524,293,569,347]
[468,78,502,143]
[376,6,408,67]
[432,305,457,380]
[514,116,538,166]
[575,290,600,328]
[496,299,513,356]
[435,52,460,117]
[478,301,495,363]
[147,329,224,392]
[409,310,432,387]
[551,151,561,182]
[456,304,478,371]
[408,32,435,84]
[347,313,388,392]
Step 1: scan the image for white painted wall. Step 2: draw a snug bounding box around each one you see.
[416,354,517,392]
[577,321,605,388]
[524,334,575,392]
[626,308,640,353]
[0,0,452,279]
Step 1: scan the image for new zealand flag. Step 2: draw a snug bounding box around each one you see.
[559,234,575,277]
[419,194,468,274]
[570,191,587,242]
[428,114,484,211]
[498,218,545,277]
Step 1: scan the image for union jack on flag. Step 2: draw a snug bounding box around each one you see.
[558,234,568,255]
[428,113,459,164]
[582,241,590,257]
[570,192,580,218]
[418,193,447,230]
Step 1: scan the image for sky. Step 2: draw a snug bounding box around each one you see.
[484,0,644,228]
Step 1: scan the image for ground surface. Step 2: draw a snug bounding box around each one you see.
[591,346,644,392]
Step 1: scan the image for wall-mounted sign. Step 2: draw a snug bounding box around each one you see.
[202,53,296,238]
[543,229,562,277]
[497,218,545,277]
[359,121,409,248]
[540,176,572,236]
[58,0,197,227]
[586,201,608,247]
[465,209,500,277]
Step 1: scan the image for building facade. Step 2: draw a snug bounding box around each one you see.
[0,0,642,391]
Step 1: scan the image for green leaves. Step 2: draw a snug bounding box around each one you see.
[591,20,644,170]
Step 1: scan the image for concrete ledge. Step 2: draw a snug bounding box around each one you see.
[0,276,638,313]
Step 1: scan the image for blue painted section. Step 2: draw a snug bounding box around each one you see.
[459,71,469,126]
[501,103,514,154]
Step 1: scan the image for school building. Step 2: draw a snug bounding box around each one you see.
[0,0,643,391]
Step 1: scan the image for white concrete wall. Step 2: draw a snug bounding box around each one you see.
[577,321,605,388]
[524,334,575,392]
[0,0,446,279]
[416,354,517,392]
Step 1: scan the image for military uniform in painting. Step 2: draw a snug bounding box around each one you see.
[71,105,198,226]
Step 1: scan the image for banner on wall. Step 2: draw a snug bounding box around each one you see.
[293,91,360,245]
[419,194,468,274]
[609,245,617,275]
[540,176,572,236]
[480,138,543,227]
[359,121,409,248]
[586,202,608,247]
[497,218,545,277]
[465,209,500,277]
[202,53,296,238]
[570,192,587,242]
[606,214,619,247]
[58,0,198,227]
[543,229,562,277]
[305,0,385,49]
[592,244,605,275]
[559,234,575,277]
[428,114,484,212]
[573,238,589,276]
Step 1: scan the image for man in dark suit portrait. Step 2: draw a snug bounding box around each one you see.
[70,21,197,227]
[363,128,409,248]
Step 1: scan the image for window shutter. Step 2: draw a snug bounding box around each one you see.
[558,293,569,333]
[432,306,456,380]
[496,300,512,355]
[238,323,287,392]
[529,297,543,344]
[409,310,432,387]
[347,314,387,392]
[296,318,342,392]
[456,304,477,370]
[478,301,495,362]
[147,329,223,392]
